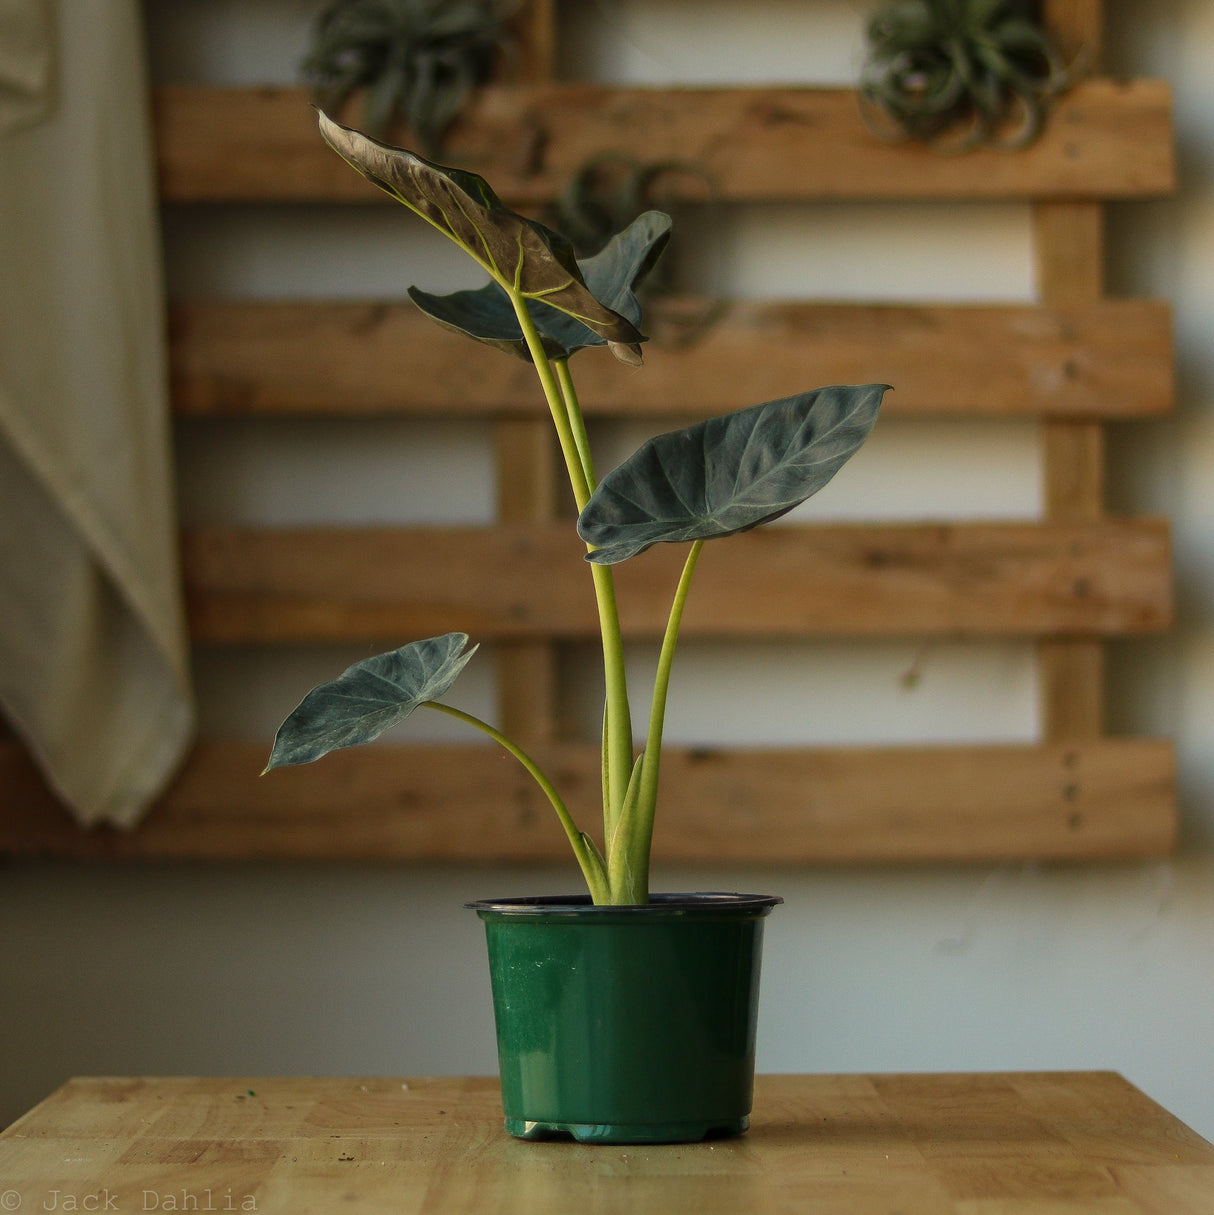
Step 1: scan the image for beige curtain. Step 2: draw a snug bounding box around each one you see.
[0,0,195,827]
[0,0,53,134]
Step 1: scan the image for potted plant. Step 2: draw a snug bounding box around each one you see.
[264,111,887,1143]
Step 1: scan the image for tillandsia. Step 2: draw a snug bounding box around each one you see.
[550,153,727,349]
[263,112,888,905]
[301,0,513,151]
[860,0,1079,152]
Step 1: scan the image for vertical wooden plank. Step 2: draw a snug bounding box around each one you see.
[1035,204,1106,527]
[495,0,561,743]
[511,0,557,84]
[1035,0,1105,741]
[1041,0,1104,67]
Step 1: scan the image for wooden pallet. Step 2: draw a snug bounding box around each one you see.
[0,0,1179,862]
[152,78,1172,204]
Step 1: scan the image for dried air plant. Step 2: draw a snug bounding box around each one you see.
[301,0,514,151]
[551,154,726,348]
[860,0,1081,151]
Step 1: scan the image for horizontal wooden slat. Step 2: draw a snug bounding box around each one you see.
[182,520,1172,643]
[154,81,1174,204]
[0,738,1175,862]
[169,298,1173,421]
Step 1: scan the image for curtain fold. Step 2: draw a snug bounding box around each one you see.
[0,0,55,134]
[0,0,195,827]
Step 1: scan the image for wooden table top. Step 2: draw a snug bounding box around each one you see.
[2,1073,1211,1213]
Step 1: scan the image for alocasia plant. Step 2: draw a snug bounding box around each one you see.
[265,112,888,905]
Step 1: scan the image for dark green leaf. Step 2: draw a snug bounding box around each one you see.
[317,111,644,357]
[408,282,541,360]
[577,384,888,564]
[263,632,477,770]
[580,210,672,321]
[408,211,671,363]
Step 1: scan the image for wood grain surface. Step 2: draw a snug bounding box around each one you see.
[153,81,1175,203]
[180,520,1172,643]
[0,737,1174,862]
[3,1074,1211,1213]
[167,299,1173,421]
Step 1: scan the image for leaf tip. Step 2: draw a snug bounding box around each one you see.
[609,341,644,366]
[583,544,635,566]
[314,106,342,144]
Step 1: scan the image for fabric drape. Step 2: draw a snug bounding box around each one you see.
[0,0,195,827]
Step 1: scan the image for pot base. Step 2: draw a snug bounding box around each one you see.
[505,1114,749,1144]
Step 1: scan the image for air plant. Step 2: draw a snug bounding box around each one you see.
[263,114,887,906]
[551,153,726,347]
[860,0,1079,151]
[301,0,513,151]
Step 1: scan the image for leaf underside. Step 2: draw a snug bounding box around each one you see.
[264,632,478,770]
[408,210,671,363]
[316,111,644,358]
[577,384,889,564]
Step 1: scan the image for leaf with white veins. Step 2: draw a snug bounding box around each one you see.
[264,632,478,770]
[317,111,645,360]
[408,211,671,363]
[578,384,888,564]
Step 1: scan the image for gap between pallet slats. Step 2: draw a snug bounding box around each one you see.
[168,299,1173,421]
[152,81,1174,205]
[494,422,560,744]
[0,739,1174,863]
[181,520,1171,644]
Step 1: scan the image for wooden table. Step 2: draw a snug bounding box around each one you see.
[2,1073,1212,1213]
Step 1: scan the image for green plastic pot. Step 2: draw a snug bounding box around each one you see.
[468,892,781,1144]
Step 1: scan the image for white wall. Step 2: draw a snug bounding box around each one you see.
[3,0,1212,1140]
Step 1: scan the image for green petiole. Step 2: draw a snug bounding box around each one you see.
[423,702,609,903]
[507,290,635,889]
[614,540,704,903]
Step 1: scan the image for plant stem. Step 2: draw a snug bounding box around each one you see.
[557,350,632,842]
[510,298,591,510]
[423,702,610,904]
[590,564,634,846]
[555,358,597,495]
[612,540,704,903]
[508,293,634,863]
